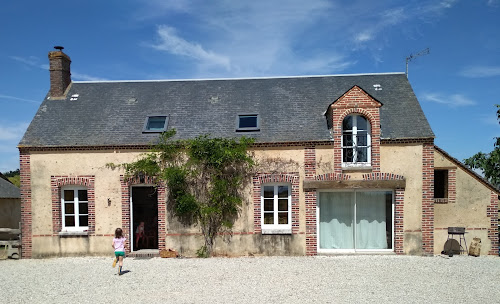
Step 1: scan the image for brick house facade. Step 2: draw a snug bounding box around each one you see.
[18,48,499,258]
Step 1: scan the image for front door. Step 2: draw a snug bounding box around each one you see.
[131,186,158,251]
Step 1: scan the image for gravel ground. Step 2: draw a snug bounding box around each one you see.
[0,255,499,304]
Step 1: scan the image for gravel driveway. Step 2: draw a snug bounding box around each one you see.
[1,255,499,303]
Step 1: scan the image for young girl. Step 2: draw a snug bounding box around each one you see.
[112,228,127,275]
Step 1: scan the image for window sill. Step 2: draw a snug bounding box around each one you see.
[434,198,449,204]
[58,231,89,237]
[262,228,292,235]
[342,165,372,171]
[236,128,260,132]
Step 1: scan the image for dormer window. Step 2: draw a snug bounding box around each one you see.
[342,114,371,167]
[236,114,260,132]
[143,115,168,133]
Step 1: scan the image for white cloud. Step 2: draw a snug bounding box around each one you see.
[0,122,28,171]
[0,122,29,141]
[0,94,39,104]
[140,0,458,76]
[459,66,500,78]
[71,72,109,82]
[151,26,231,70]
[10,55,107,81]
[9,56,41,67]
[487,0,499,7]
[422,93,476,107]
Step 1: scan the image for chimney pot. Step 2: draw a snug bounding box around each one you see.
[48,46,71,97]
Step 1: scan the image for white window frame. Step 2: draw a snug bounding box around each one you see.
[341,114,371,168]
[316,189,394,254]
[61,186,89,232]
[261,184,292,234]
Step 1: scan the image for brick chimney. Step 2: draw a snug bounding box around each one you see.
[48,46,71,97]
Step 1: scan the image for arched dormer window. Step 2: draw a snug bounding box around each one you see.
[342,114,371,167]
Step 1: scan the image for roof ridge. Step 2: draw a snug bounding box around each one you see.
[73,72,406,84]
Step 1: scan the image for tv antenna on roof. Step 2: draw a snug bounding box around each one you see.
[406,48,429,78]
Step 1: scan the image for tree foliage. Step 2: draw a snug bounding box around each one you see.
[1,169,20,187]
[122,129,255,257]
[464,105,500,187]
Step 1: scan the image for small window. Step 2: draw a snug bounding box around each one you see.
[61,187,89,231]
[143,116,168,133]
[236,114,259,132]
[261,184,291,234]
[434,170,448,199]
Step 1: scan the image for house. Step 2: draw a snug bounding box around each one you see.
[0,173,21,229]
[18,48,499,258]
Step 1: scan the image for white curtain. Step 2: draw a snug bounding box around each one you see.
[319,192,354,249]
[319,191,389,250]
[355,192,388,249]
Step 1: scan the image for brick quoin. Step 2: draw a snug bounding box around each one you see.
[120,175,166,253]
[328,86,382,175]
[304,144,316,179]
[487,192,499,255]
[304,190,317,255]
[421,143,435,254]
[19,151,32,259]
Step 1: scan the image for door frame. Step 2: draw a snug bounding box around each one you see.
[316,189,395,254]
[130,184,158,252]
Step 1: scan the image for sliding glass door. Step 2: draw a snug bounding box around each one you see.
[318,190,393,252]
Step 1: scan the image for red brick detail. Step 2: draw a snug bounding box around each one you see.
[362,173,405,180]
[394,188,405,254]
[304,144,316,179]
[487,192,499,255]
[252,173,300,234]
[329,86,382,174]
[120,176,166,253]
[19,141,335,153]
[51,176,96,235]
[20,151,32,259]
[422,143,435,254]
[305,190,317,256]
[448,169,456,203]
[313,173,351,181]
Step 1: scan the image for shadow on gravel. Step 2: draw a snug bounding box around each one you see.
[118,270,131,276]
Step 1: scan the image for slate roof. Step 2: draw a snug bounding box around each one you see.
[0,175,20,199]
[19,73,434,147]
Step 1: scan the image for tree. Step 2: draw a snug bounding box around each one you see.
[1,169,20,187]
[464,105,500,187]
[120,130,255,257]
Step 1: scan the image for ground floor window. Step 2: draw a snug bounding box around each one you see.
[261,184,291,233]
[61,187,88,231]
[318,190,393,251]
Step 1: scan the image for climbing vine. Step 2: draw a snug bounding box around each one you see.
[122,129,255,257]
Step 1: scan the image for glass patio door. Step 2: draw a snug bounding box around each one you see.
[319,191,393,252]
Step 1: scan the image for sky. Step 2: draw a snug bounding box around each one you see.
[0,0,499,172]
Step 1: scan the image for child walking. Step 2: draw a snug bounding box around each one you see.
[112,228,126,275]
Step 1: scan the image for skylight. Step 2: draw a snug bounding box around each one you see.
[143,115,168,133]
[236,114,260,132]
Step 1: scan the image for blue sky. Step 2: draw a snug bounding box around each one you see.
[1,0,499,172]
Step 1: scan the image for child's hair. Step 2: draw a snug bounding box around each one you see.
[115,228,123,238]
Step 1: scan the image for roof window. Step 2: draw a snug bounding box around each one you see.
[143,115,168,133]
[236,114,260,132]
